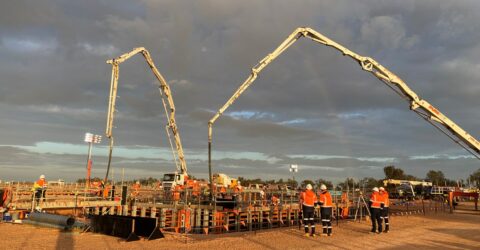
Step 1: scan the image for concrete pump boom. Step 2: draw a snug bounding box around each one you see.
[104,47,187,184]
[208,27,480,183]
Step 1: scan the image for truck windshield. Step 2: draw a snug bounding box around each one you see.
[163,174,175,181]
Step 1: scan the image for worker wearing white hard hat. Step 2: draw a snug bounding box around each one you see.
[318,183,333,236]
[379,186,390,233]
[32,174,47,204]
[369,187,383,234]
[300,183,317,237]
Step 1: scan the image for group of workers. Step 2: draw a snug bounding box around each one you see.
[300,184,333,237]
[369,186,390,234]
[300,184,390,237]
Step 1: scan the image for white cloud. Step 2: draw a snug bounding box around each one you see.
[26,105,102,117]
[2,37,57,53]
[409,154,474,160]
[168,79,193,88]
[227,110,276,120]
[79,43,119,56]
[360,15,418,49]
[279,119,307,125]
[299,165,345,172]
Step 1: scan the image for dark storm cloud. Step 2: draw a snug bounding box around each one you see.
[1,0,480,181]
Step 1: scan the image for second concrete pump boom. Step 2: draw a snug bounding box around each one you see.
[104,47,187,184]
[208,27,480,182]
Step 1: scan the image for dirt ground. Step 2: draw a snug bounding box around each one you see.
[1,212,479,250]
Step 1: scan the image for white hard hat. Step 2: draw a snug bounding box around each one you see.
[136,181,140,184]
[40,175,45,179]
[379,187,385,191]
[372,187,379,192]
[320,184,327,190]
[306,184,313,190]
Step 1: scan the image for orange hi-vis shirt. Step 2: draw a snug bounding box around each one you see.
[370,191,381,208]
[301,190,317,207]
[36,179,47,188]
[379,191,390,207]
[319,191,333,207]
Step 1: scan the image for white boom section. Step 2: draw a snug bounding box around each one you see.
[104,47,187,183]
[208,27,480,163]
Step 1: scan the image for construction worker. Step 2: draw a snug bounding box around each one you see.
[318,184,333,236]
[92,181,103,196]
[379,187,390,233]
[271,194,280,206]
[32,174,47,203]
[192,181,200,198]
[234,183,243,194]
[260,189,266,206]
[220,185,227,195]
[369,187,383,234]
[300,184,317,237]
[173,185,182,202]
[132,181,141,198]
[103,182,111,199]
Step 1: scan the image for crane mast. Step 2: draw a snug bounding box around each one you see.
[104,47,187,184]
[208,27,480,182]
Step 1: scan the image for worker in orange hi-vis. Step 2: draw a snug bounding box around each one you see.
[103,183,111,199]
[300,184,317,237]
[192,181,201,197]
[369,187,383,234]
[379,187,390,233]
[318,184,333,236]
[32,174,47,203]
[220,186,227,194]
[173,185,182,202]
[132,181,141,198]
[271,194,280,206]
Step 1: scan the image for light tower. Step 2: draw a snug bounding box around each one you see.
[84,133,102,188]
[289,164,298,189]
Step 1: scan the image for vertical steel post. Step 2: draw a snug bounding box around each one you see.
[86,142,93,188]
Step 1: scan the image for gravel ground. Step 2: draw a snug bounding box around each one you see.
[1,212,479,249]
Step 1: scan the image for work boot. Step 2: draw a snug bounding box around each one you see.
[369,230,376,234]
[311,234,317,237]
[304,233,310,237]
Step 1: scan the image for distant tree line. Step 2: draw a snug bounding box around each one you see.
[238,165,480,190]
[76,166,480,189]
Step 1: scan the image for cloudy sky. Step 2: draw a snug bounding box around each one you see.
[1,0,480,183]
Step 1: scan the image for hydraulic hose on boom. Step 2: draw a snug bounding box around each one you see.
[104,47,187,185]
[208,27,480,183]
